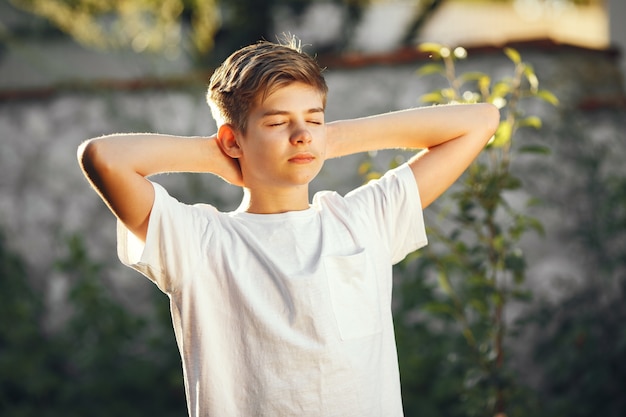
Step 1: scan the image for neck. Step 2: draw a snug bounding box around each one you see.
[237,186,310,214]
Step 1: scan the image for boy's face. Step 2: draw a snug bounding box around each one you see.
[236,82,327,192]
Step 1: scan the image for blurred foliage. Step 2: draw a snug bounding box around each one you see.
[0,232,185,416]
[530,278,626,417]
[526,108,626,417]
[8,0,220,56]
[376,44,558,416]
[0,230,53,415]
[6,0,371,62]
[6,0,601,63]
[554,112,626,279]
[385,40,626,417]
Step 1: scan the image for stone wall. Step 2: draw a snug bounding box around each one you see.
[1,42,624,318]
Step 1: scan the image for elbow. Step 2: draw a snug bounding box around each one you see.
[77,139,99,178]
[77,138,114,185]
[77,139,95,178]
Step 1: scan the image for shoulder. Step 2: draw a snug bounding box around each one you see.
[313,163,418,208]
[345,163,419,207]
[310,164,418,227]
[148,181,226,238]
[151,181,220,213]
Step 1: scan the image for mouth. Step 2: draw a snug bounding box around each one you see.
[288,153,316,164]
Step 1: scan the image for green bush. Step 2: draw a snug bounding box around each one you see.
[527,110,626,417]
[531,279,626,417]
[0,231,63,416]
[0,232,186,416]
[387,44,557,417]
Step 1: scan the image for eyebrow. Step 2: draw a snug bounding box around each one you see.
[261,107,325,117]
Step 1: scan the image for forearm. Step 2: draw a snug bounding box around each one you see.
[77,133,240,240]
[326,103,499,159]
[79,133,219,177]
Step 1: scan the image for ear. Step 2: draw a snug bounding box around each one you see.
[216,124,243,158]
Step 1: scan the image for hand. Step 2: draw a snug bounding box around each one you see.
[210,134,244,187]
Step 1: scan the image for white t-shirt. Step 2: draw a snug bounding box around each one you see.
[118,163,427,417]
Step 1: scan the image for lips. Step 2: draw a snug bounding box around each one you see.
[288,153,315,163]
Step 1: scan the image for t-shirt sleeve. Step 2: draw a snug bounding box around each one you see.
[344,163,428,265]
[116,181,213,294]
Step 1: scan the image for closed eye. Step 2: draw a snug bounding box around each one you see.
[267,121,286,127]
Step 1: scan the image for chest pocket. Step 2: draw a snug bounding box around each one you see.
[324,249,382,340]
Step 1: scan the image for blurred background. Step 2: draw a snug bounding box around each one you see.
[1,1,625,416]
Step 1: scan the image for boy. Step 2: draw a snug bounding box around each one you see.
[78,38,499,417]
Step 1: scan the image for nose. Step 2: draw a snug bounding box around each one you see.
[289,125,312,146]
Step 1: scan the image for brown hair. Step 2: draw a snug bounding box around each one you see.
[207,36,328,133]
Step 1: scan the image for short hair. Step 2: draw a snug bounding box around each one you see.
[207,36,328,133]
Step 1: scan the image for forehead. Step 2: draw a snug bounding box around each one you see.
[252,82,325,115]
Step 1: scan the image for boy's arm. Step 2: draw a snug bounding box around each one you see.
[77,133,242,242]
[325,103,500,208]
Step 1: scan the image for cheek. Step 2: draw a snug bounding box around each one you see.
[242,143,278,168]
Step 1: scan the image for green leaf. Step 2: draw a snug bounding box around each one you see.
[525,197,543,207]
[504,47,521,65]
[535,89,560,106]
[478,76,491,94]
[524,64,539,93]
[490,120,512,147]
[418,42,447,58]
[511,289,533,302]
[492,234,506,251]
[518,116,542,129]
[416,63,445,77]
[441,88,457,100]
[462,72,491,93]
[491,291,504,307]
[420,91,446,104]
[505,250,526,284]
[454,240,468,255]
[503,175,522,190]
[423,301,455,317]
[437,272,454,296]
[469,298,489,315]
[528,217,546,237]
[358,160,372,176]
[461,71,490,82]
[491,81,512,99]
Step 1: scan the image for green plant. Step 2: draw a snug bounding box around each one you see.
[390,44,559,417]
[524,108,626,417]
[0,231,64,415]
[53,234,185,417]
[530,278,626,417]
[0,230,185,416]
